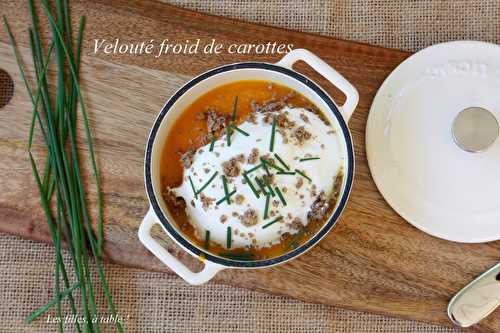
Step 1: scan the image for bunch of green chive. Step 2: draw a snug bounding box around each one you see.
[3,1,122,332]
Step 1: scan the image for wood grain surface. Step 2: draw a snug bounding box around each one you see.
[0,0,498,331]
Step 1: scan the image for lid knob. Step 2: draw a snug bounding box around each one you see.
[452,107,499,152]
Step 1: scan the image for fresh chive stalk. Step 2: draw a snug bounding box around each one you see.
[216,190,237,205]
[277,171,296,175]
[295,169,312,182]
[273,153,290,170]
[196,171,218,194]
[189,176,198,199]
[226,226,232,249]
[260,157,271,176]
[262,216,283,229]
[264,179,275,197]
[275,187,287,206]
[242,172,260,199]
[269,115,277,152]
[4,3,122,331]
[209,133,216,152]
[204,230,210,250]
[265,159,285,173]
[231,96,238,121]
[255,177,268,195]
[299,157,320,162]
[244,163,262,174]
[226,125,231,146]
[27,282,80,323]
[221,175,230,204]
[232,125,249,136]
[263,194,271,219]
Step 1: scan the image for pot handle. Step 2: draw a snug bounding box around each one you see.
[138,208,224,285]
[275,48,359,122]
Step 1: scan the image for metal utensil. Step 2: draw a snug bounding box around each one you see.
[447,263,500,327]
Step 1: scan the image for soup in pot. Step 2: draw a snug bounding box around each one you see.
[160,80,344,261]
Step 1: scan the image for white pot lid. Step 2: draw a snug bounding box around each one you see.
[366,41,500,243]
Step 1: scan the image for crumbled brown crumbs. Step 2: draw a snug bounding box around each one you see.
[247,148,259,164]
[240,208,258,227]
[235,194,245,205]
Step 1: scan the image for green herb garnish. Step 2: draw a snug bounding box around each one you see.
[216,189,237,205]
[299,157,320,162]
[209,134,216,152]
[273,153,290,170]
[204,230,210,250]
[188,176,198,199]
[221,175,231,204]
[245,163,262,174]
[295,169,312,182]
[277,171,296,175]
[197,171,218,194]
[226,125,232,146]
[265,159,285,173]
[263,177,275,197]
[4,5,122,331]
[260,157,271,176]
[255,177,268,195]
[275,187,287,206]
[269,115,277,152]
[27,282,81,323]
[226,226,232,249]
[262,216,283,229]
[263,194,271,219]
[243,172,260,199]
[231,96,238,121]
[232,125,249,136]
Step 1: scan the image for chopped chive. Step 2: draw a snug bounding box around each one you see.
[231,96,238,121]
[260,157,271,176]
[197,171,219,194]
[216,189,237,205]
[221,175,231,204]
[269,116,277,152]
[265,160,285,173]
[275,187,287,206]
[209,134,216,152]
[226,226,232,249]
[263,177,275,197]
[233,125,249,136]
[263,194,271,219]
[255,177,268,195]
[245,163,262,174]
[299,157,320,162]
[204,230,210,250]
[243,172,260,199]
[295,169,312,182]
[188,176,198,199]
[266,184,275,197]
[273,153,290,170]
[262,216,283,229]
[277,171,296,175]
[226,126,231,146]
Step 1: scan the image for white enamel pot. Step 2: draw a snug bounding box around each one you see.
[138,49,359,284]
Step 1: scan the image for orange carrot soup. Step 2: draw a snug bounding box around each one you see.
[160,80,344,260]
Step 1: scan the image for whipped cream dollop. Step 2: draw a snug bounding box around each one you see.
[171,106,344,249]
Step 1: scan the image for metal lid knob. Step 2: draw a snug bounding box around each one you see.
[452,107,499,153]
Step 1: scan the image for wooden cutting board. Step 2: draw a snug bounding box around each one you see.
[0,0,498,331]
